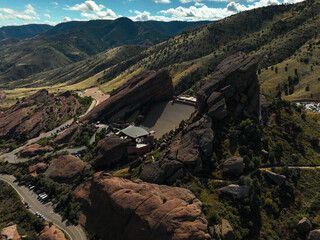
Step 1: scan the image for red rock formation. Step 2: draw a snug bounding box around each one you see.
[142,52,260,182]
[29,162,49,177]
[83,68,174,123]
[20,144,53,158]
[91,135,131,169]
[74,172,210,240]
[0,89,81,141]
[39,223,66,240]
[0,224,21,240]
[44,155,89,184]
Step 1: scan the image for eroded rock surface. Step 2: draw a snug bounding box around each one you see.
[74,172,210,240]
[0,90,6,102]
[29,162,49,177]
[39,223,66,240]
[83,68,174,123]
[0,224,21,240]
[44,155,89,184]
[91,136,131,169]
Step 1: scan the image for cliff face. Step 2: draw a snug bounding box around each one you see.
[83,68,174,123]
[74,172,210,240]
[0,89,81,141]
[141,52,260,183]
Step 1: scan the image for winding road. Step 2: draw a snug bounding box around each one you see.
[0,174,86,240]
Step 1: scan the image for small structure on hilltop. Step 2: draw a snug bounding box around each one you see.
[120,125,154,158]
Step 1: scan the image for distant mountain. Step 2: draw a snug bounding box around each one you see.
[0,24,52,40]
[0,18,210,85]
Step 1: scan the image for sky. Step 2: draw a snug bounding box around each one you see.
[0,0,305,27]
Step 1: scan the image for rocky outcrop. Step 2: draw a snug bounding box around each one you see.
[0,89,81,141]
[29,163,49,177]
[44,155,89,184]
[223,156,245,177]
[53,124,84,144]
[0,224,21,240]
[140,53,260,180]
[308,230,320,240]
[264,170,286,186]
[140,160,184,184]
[167,115,214,173]
[220,184,251,198]
[91,136,131,170]
[39,223,66,240]
[197,52,260,121]
[83,68,174,123]
[297,217,313,233]
[74,172,210,240]
[20,144,53,158]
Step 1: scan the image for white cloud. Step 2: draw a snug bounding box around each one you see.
[65,0,118,20]
[64,16,71,22]
[153,0,171,3]
[283,0,304,3]
[227,2,247,12]
[195,2,205,6]
[130,10,173,21]
[44,14,51,18]
[65,1,105,12]
[51,2,59,6]
[0,4,39,21]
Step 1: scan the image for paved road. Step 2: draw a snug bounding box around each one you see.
[0,174,86,240]
[0,100,96,163]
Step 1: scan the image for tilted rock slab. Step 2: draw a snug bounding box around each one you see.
[220,184,251,198]
[264,170,286,186]
[20,143,53,158]
[74,172,210,240]
[83,68,174,123]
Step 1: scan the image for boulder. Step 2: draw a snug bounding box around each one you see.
[297,217,313,233]
[140,160,184,184]
[20,144,53,158]
[220,184,251,198]
[0,224,21,240]
[39,223,66,240]
[308,230,320,240]
[83,68,174,123]
[223,156,245,177]
[91,135,131,169]
[44,155,89,184]
[74,172,210,240]
[221,219,236,240]
[264,170,286,186]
